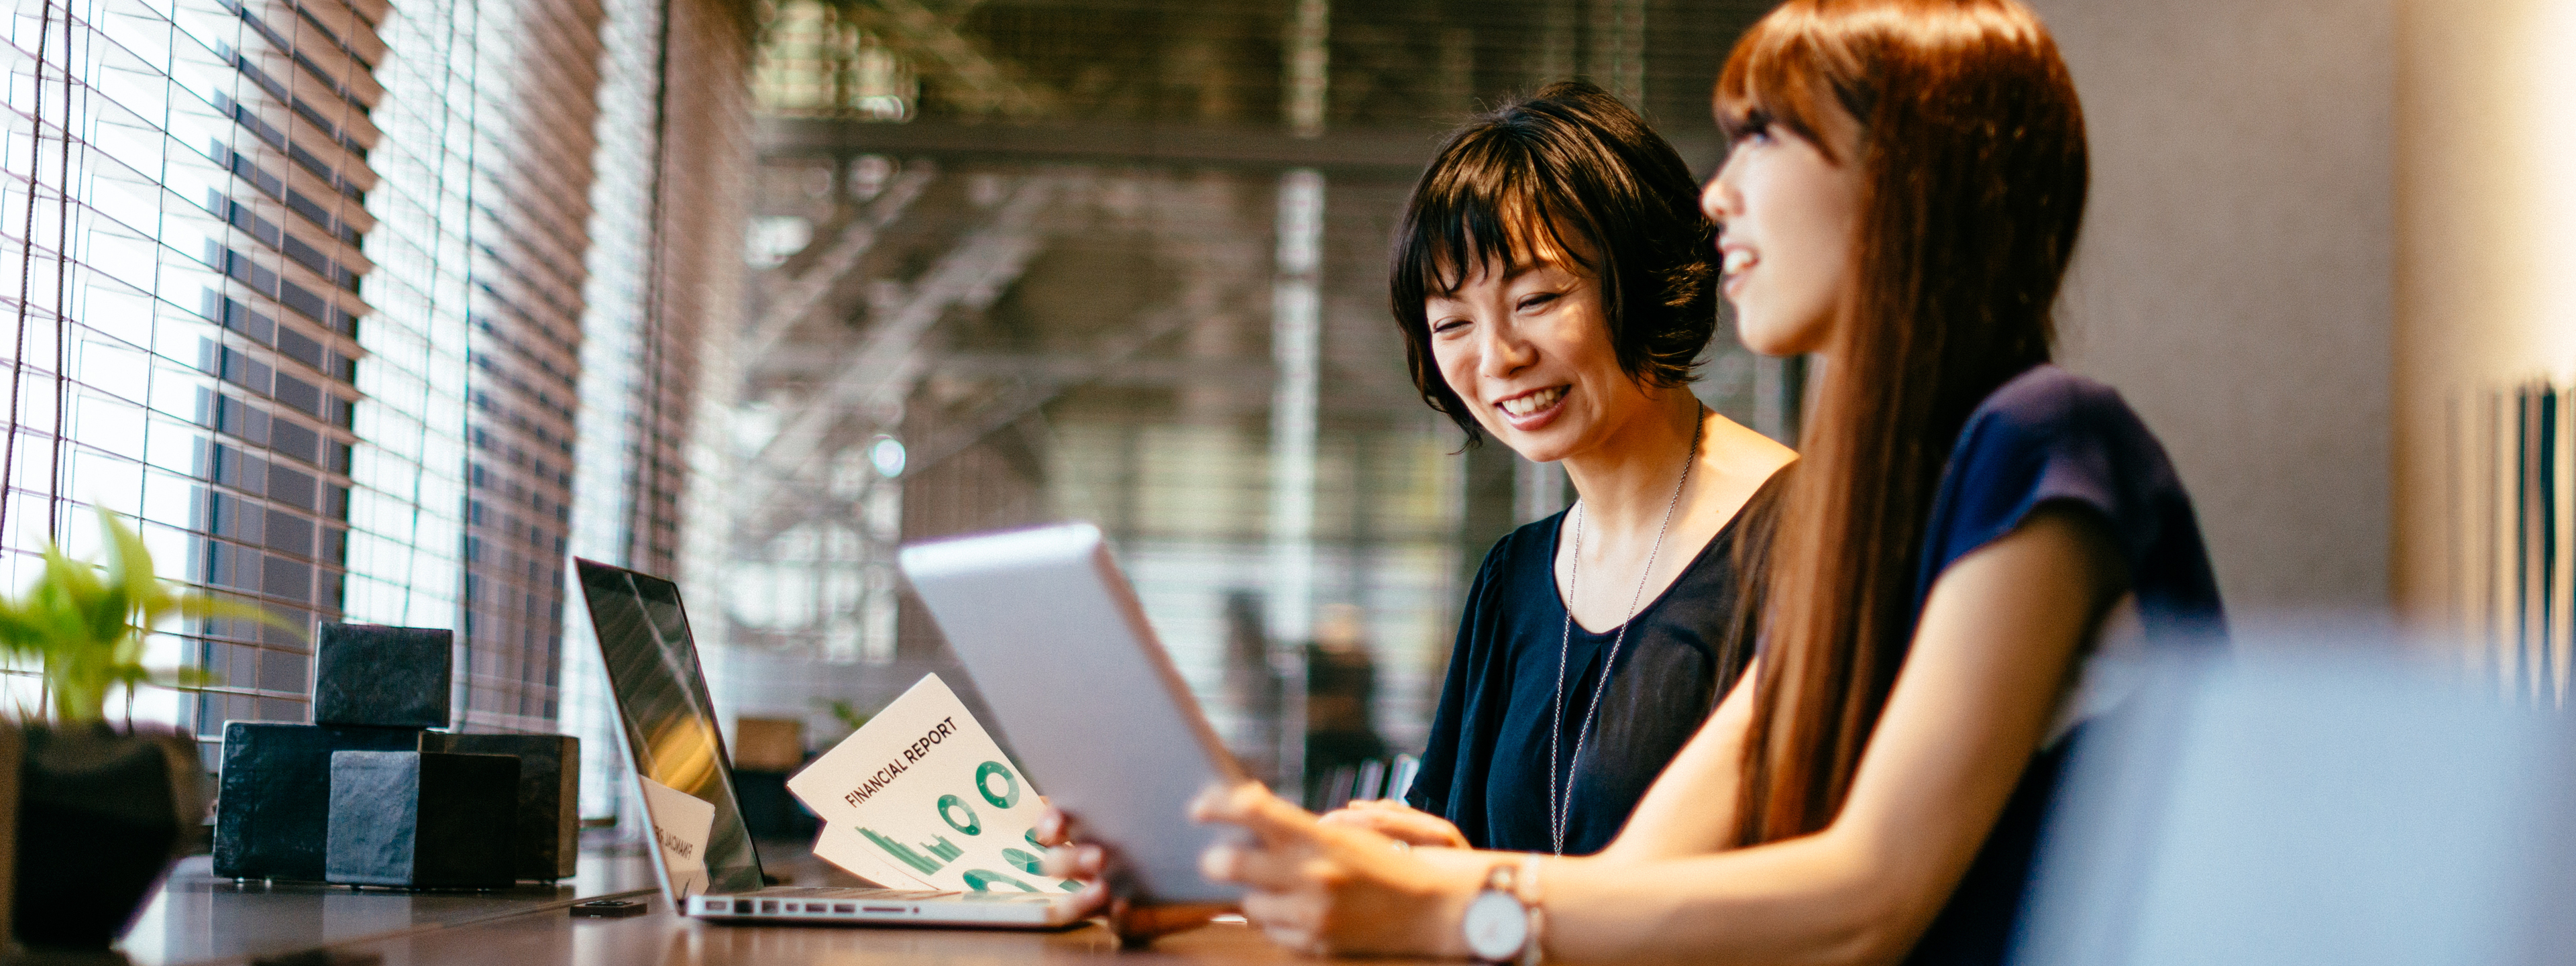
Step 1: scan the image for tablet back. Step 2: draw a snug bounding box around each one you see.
[898,523,1248,905]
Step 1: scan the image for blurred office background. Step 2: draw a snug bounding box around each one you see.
[0,0,2567,827]
[704,0,1790,811]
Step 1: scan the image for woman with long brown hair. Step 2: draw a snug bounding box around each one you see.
[1069,1,2226,963]
[1040,77,1800,933]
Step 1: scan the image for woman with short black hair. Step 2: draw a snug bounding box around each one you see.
[1332,79,1796,857]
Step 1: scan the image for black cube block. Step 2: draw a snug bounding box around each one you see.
[325,751,519,889]
[418,733,579,880]
[313,623,452,729]
[214,722,425,880]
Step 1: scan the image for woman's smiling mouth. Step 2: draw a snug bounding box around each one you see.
[1497,385,1569,428]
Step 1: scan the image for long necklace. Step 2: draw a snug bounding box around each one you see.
[1547,413,1701,855]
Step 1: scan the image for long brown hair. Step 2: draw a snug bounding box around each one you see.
[1717,0,2089,846]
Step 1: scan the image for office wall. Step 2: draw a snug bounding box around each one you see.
[2390,1,2576,638]
[2029,0,2397,619]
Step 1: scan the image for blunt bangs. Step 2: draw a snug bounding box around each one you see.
[1402,146,1591,301]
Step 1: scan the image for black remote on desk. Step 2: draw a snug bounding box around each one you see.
[571,899,649,918]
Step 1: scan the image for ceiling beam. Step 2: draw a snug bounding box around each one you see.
[894,302,1198,483]
[749,349,1272,386]
[762,118,1429,177]
[847,0,1056,119]
[761,117,1727,180]
[733,175,1058,535]
[735,301,1198,550]
[741,165,938,370]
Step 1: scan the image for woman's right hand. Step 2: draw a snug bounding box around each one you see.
[1315,799,1470,848]
[1034,804,1227,946]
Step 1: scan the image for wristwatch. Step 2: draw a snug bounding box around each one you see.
[1461,861,1542,965]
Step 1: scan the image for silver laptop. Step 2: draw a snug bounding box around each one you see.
[575,558,1080,927]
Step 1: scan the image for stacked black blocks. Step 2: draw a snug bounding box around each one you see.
[325,751,520,888]
[419,733,580,879]
[213,623,580,886]
[213,722,423,880]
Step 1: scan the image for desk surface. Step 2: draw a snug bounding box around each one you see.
[110,851,1430,965]
[116,853,662,965]
[309,893,1408,965]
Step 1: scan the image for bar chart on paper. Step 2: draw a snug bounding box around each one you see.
[860,828,963,876]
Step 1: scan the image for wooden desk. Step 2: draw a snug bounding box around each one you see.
[318,894,1389,965]
[110,854,1429,965]
[115,854,659,965]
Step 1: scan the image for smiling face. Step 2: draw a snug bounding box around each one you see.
[1702,104,1868,357]
[1425,235,1662,464]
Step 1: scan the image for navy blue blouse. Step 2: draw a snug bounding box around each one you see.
[1403,467,1791,854]
[1902,364,2226,965]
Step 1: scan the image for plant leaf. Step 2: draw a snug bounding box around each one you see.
[0,504,274,721]
[104,509,157,616]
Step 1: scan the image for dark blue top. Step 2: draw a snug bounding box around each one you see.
[1403,467,1791,854]
[1902,364,2226,965]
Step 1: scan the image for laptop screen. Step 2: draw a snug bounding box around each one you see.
[576,559,765,897]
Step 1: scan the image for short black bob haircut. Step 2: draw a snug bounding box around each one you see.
[1391,80,1720,445]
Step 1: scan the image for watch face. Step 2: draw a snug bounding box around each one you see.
[1463,890,1529,961]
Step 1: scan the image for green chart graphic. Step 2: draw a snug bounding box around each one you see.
[861,828,965,875]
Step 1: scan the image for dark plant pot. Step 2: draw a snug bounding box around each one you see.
[0,722,201,950]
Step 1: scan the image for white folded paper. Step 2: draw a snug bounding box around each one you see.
[637,773,714,897]
[788,674,1079,894]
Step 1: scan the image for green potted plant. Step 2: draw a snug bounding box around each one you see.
[0,509,273,950]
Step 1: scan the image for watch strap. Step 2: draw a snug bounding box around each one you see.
[1516,857,1546,966]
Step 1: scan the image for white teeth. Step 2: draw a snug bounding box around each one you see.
[1501,386,1566,417]
[1723,249,1755,275]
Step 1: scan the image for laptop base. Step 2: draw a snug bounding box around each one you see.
[686,886,1075,927]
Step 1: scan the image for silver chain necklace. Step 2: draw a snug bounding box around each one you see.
[1548,413,1702,855]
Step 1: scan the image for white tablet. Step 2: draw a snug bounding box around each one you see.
[898,522,1248,906]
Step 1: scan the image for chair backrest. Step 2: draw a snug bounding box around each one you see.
[1305,753,1419,811]
[2017,647,2576,966]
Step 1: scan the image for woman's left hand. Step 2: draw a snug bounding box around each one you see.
[1192,782,1483,957]
[1035,804,1227,946]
